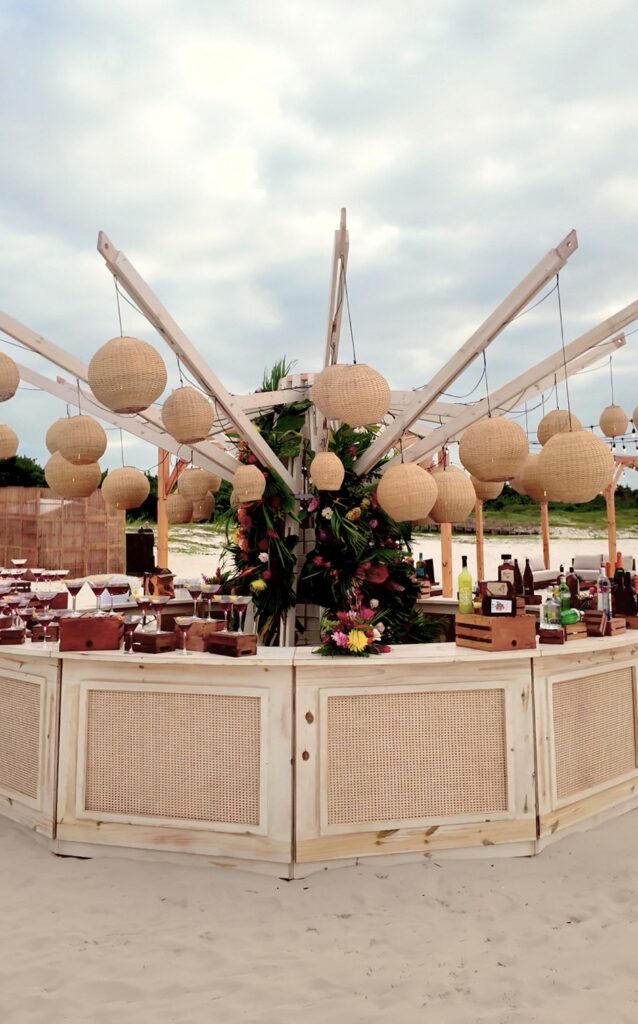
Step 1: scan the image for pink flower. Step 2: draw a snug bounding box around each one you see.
[330,569,338,579]
[360,608,374,621]
[266,529,278,539]
[308,496,319,512]
[367,564,389,585]
[388,581,404,592]
[378,644,391,654]
[369,519,378,528]
[318,530,328,541]
[331,631,349,648]
[247,454,258,464]
[312,555,324,566]
[262,570,272,580]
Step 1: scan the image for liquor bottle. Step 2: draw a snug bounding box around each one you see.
[513,558,524,596]
[415,552,425,581]
[523,558,534,598]
[557,571,571,613]
[613,552,624,588]
[498,554,515,586]
[596,563,612,618]
[621,571,638,617]
[458,555,473,614]
[543,587,561,629]
[566,565,580,603]
[560,606,582,626]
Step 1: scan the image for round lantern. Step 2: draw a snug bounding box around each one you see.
[377,463,438,523]
[88,336,167,414]
[428,466,476,524]
[0,353,19,402]
[44,452,101,498]
[309,452,345,491]
[101,467,150,510]
[46,418,68,454]
[470,476,503,502]
[599,404,629,438]
[192,493,215,522]
[206,471,221,494]
[316,363,390,427]
[0,424,18,459]
[233,464,266,502]
[230,489,240,508]
[56,415,107,465]
[311,364,346,420]
[518,454,546,502]
[177,467,211,501]
[537,408,581,446]
[538,429,614,504]
[166,493,193,524]
[161,386,214,444]
[509,475,528,497]
[633,405,638,430]
[459,417,528,482]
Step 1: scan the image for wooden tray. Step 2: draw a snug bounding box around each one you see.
[59,616,123,652]
[455,614,536,652]
[605,616,626,636]
[208,632,257,658]
[132,631,177,654]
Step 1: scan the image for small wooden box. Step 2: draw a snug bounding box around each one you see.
[605,616,626,636]
[0,615,13,629]
[185,619,224,652]
[132,630,177,654]
[0,627,25,645]
[564,621,588,642]
[31,623,60,643]
[455,614,536,652]
[58,616,123,652]
[208,632,258,658]
[583,610,606,637]
[624,615,638,630]
[539,627,565,645]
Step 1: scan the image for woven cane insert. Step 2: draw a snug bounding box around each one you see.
[553,669,637,800]
[0,677,40,799]
[84,690,261,825]
[326,689,507,825]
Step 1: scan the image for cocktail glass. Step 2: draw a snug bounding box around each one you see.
[107,581,130,615]
[175,616,195,656]
[217,594,234,632]
[122,614,142,653]
[202,584,221,621]
[65,579,84,616]
[11,558,27,570]
[36,609,55,649]
[150,595,171,633]
[233,596,251,635]
[89,579,110,615]
[187,582,203,618]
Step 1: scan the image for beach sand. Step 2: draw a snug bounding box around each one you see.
[1,809,637,1023]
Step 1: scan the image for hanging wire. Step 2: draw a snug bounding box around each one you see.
[113,277,124,337]
[176,355,185,387]
[341,261,358,365]
[398,436,405,463]
[76,378,83,415]
[119,428,125,468]
[482,351,492,417]
[555,275,574,428]
[609,355,615,405]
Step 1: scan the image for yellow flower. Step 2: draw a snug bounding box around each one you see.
[347,629,369,653]
[232,530,241,544]
[251,579,267,593]
[360,498,370,510]
[345,507,362,521]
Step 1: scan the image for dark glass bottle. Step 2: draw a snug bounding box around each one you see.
[513,558,523,596]
[523,558,534,598]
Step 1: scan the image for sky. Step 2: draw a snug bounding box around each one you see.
[1,0,638,476]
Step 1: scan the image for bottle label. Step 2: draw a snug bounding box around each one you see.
[500,569,515,585]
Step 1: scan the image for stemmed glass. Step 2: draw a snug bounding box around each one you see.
[134,592,152,628]
[107,581,131,615]
[89,579,110,616]
[201,584,220,621]
[187,581,203,618]
[11,558,27,572]
[214,594,234,632]
[150,594,171,633]
[65,579,84,616]
[175,616,195,655]
[233,596,252,635]
[36,607,55,648]
[122,614,142,653]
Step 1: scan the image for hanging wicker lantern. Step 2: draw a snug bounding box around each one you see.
[309,452,345,491]
[166,492,193,524]
[161,386,214,444]
[537,408,581,446]
[518,454,546,502]
[377,463,438,523]
[0,424,18,460]
[0,353,19,402]
[538,429,614,503]
[101,467,150,510]
[192,493,215,522]
[44,452,101,498]
[599,404,629,438]
[459,417,528,482]
[56,415,107,465]
[45,418,68,454]
[315,363,391,427]
[428,466,476,524]
[88,336,167,414]
[230,489,240,508]
[470,476,503,501]
[206,471,221,494]
[509,475,528,497]
[311,364,346,420]
[633,405,638,430]
[233,464,266,502]
[177,467,211,501]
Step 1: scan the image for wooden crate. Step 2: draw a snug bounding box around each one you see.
[208,633,258,658]
[539,627,565,645]
[132,631,177,654]
[455,613,536,652]
[625,615,638,630]
[59,616,123,652]
[583,610,607,637]
[185,619,224,652]
[605,616,626,636]
[564,621,588,642]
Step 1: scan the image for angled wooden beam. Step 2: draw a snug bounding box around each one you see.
[97,232,295,491]
[353,229,579,475]
[323,207,349,369]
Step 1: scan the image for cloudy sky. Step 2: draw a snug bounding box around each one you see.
[1,0,637,474]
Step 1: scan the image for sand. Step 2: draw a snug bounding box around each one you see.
[1,810,637,1023]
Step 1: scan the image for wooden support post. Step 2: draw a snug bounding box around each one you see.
[441,523,453,597]
[605,465,623,566]
[157,449,169,568]
[475,499,485,582]
[540,502,550,570]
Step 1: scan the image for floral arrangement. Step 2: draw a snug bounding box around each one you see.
[315,599,390,657]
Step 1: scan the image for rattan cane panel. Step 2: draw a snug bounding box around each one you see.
[553,669,637,800]
[0,677,40,799]
[84,690,261,824]
[326,689,507,826]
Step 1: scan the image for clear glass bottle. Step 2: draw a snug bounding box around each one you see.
[458,555,473,614]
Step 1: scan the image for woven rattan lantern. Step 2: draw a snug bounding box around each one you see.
[88,336,167,414]
[233,464,266,502]
[509,475,527,496]
[0,424,18,459]
[101,467,150,510]
[318,363,391,427]
[537,408,581,446]
[192,493,215,522]
[0,353,19,402]
[459,417,528,482]
[161,387,214,444]
[206,471,221,494]
[309,452,345,491]
[538,429,614,503]
[177,467,211,501]
[633,405,638,430]
[518,454,546,502]
[311,364,345,420]
[428,466,476,524]
[56,415,107,465]
[599,404,629,438]
[377,463,438,523]
[45,418,68,454]
[166,492,193,524]
[44,452,100,498]
[470,476,503,502]
[230,489,240,508]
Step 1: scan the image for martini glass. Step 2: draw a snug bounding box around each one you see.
[202,584,221,621]
[36,608,55,648]
[107,581,130,615]
[175,615,195,655]
[134,593,152,628]
[218,594,234,632]
[187,582,203,618]
[150,594,171,633]
[233,596,252,635]
[65,579,84,616]
[122,614,142,653]
[11,558,27,572]
[89,579,110,616]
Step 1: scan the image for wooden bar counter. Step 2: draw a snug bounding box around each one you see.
[0,635,637,877]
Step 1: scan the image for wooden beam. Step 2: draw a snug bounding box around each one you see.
[475,499,485,582]
[156,449,169,567]
[323,207,349,369]
[97,231,295,492]
[540,502,550,570]
[440,523,453,597]
[354,229,579,475]
[605,464,624,567]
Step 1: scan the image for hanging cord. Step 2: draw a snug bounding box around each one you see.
[341,262,357,365]
[555,274,574,429]
[554,373,559,410]
[482,351,492,417]
[524,401,529,439]
[119,428,125,468]
[76,378,82,415]
[113,277,124,337]
[609,355,615,405]
[177,355,185,387]
[399,436,405,463]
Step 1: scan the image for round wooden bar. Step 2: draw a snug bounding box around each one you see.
[0,636,637,878]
